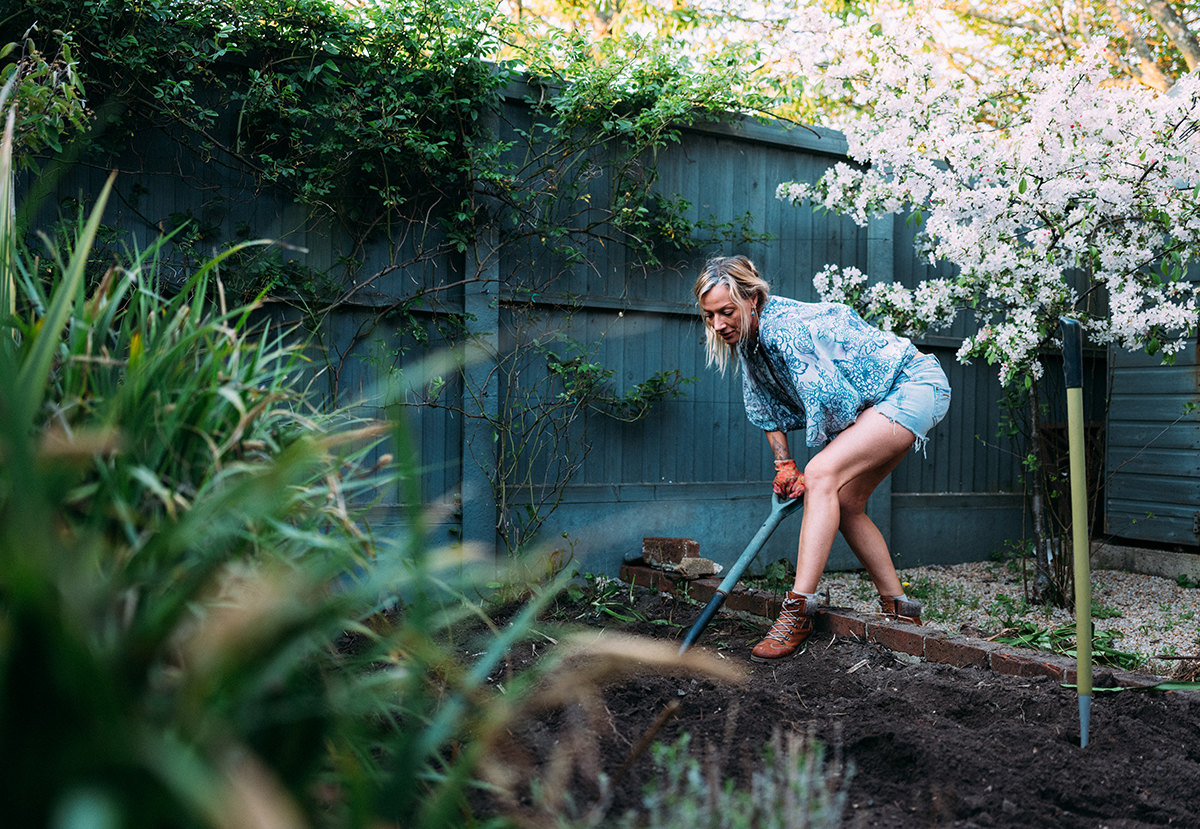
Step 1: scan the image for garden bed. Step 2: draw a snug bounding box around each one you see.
[485,586,1200,827]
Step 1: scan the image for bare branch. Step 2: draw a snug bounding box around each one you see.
[944,1,1068,38]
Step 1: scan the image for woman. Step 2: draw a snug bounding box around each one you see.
[694,255,951,662]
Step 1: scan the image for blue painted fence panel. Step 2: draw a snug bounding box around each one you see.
[19,85,1034,572]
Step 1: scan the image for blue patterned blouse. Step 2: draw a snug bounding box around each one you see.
[739,296,916,447]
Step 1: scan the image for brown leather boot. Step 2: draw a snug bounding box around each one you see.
[879,594,922,625]
[751,591,818,662]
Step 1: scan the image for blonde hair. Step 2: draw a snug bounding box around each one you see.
[693,255,770,373]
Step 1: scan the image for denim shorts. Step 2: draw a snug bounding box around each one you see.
[874,352,952,453]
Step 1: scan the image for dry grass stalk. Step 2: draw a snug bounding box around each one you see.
[480,631,745,827]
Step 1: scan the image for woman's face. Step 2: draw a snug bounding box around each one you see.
[700,283,753,345]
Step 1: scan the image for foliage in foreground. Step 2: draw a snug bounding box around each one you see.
[613,731,850,829]
[0,106,507,824]
[0,92,784,827]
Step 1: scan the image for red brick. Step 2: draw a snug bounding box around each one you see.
[990,651,1066,680]
[1042,655,1078,684]
[617,563,646,589]
[642,537,700,567]
[923,634,989,669]
[724,590,774,618]
[677,579,718,604]
[867,621,926,657]
[620,564,731,608]
[619,563,646,589]
[818,610,866,639]
[620,563,679,594]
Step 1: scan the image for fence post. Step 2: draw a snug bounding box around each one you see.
[867,211,896,543]
[461,231,501,559]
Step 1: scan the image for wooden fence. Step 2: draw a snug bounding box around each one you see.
[21,84,1044,577]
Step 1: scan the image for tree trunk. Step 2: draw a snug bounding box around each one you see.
[1027,383,1055,603]
[1107,0,1172,91]
[1140,0,1200,71]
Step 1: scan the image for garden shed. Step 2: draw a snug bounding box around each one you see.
[1100,337,1200,574]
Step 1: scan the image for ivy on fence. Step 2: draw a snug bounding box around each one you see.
[10,0,773,553]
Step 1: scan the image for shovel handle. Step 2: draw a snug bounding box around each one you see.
[711,492,802,596]
[678,492,802,654]
[679,592,728,653]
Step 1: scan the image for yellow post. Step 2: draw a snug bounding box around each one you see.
[1061,317,1092,747]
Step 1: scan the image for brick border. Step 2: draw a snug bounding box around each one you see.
[619,563,1162,688]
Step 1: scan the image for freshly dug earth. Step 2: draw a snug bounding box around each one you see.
[489,588,1200,828]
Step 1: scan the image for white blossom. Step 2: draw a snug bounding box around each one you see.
[778,15,1200,385]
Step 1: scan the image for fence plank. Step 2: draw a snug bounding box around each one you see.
[20,89,1036,569]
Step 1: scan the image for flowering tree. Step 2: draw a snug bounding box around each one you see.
[777,15,1200,601]
[944,0,1200,94]
[779,23,1200,385]
[500,0,1200,126]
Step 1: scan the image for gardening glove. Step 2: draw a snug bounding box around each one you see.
[772,459,806,500]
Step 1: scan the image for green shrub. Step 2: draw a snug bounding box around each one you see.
[0,85,518,826]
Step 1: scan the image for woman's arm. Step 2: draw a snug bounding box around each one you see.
[766,430,806,498]
[766,430,791,461]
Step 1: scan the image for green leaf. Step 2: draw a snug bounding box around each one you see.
[1062,681,1200,692]
[15,171,117,424]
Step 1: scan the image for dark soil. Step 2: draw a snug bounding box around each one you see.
[486,587,1200,828]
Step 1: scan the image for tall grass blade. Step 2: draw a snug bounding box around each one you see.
[14,170,116,423]
[1,104,16,349]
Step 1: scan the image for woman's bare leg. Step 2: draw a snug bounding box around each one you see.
[790,408,914,594]
[836,455,907,596]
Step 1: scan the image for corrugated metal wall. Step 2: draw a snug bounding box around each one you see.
[20,86,1033,576]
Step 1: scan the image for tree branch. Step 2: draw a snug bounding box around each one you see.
[1139,0,1200,70]
[945,1,1065,37]
[1106,0,1172,91]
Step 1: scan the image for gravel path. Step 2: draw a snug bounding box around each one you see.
[817,561,1200,677]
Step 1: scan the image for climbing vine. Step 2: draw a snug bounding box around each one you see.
[0,28,87,165]
[11,0,772,552]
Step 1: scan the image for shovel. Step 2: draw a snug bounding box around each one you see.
[1061,316,1093,747]
[678,492,803,653]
